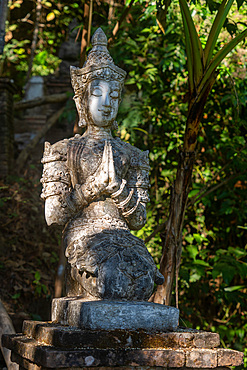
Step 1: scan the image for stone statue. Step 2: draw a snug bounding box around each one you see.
[41,28,164,301]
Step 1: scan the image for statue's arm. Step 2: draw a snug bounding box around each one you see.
[111,150,150,230]
[41,141,74,226]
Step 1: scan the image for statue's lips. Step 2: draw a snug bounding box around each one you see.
[99,109,111,116]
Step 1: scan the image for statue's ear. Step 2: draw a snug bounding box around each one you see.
[73,95,87,127]
[111,120,118,131]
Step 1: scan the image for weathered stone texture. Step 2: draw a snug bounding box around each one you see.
[4,334,185,368]
[190,331,220,349]
[52,299,179,331]
[186,349,217,368]
[22,321,219,350]
[217,348,244,367]
[2,322,244,369]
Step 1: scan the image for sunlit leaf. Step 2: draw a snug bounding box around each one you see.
[46,12,55,22]
[224,285,245,292]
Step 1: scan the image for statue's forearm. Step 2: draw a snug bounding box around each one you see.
[43,174,112,226]
[111,180,147,229]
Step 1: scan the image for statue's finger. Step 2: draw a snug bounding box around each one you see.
[101,140,109,183]
[108,143,116,183]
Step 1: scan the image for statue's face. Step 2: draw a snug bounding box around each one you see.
[87,79,120,127]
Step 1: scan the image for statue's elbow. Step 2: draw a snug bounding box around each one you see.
[127,214,146,230]
[45,198,66,226]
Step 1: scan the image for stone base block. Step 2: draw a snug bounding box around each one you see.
[2,321,244,369]
[52,298,179,331]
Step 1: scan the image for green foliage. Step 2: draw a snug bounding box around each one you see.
[33,270,48,297]
[1,0,86,88]
[113,0,247,352]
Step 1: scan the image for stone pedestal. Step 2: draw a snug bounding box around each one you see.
[2,320,243,369]
[52,298,179,331]
[2,299,244,369]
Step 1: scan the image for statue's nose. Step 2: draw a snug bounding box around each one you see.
[103,92,110,107]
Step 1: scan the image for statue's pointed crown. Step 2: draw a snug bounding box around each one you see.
[70,28,126,95]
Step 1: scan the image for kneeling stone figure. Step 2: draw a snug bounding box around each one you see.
[41,28,164,301]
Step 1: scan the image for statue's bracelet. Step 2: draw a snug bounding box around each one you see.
[111,179,127,199]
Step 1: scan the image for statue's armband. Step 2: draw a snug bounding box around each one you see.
[41,141,72,226]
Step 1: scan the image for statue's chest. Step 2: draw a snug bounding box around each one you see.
[69,140,129,184]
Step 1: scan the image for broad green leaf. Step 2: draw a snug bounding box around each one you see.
[185,235,194,244]
[193,260,210,267]
[190,271,202,282]
[187,245,198,260]
[193,233,202,243]
[212,262,236,284]
[179,0,203,86]
[188,189,200,198]
[200,29,247,94]
[182,13,194,94]
[204,0,234,66]
[224,285,245,292]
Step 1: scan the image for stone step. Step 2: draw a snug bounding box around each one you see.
[22,321,220,350]
[2,323,243,369]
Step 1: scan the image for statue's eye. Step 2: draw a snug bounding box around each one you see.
[92,88,102,97]
[110,91,119,99]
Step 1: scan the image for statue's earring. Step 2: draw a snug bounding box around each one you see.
[78,105,87,128]
[112,120,118,131]
[78,117,87,127]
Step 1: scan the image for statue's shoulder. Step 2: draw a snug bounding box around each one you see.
[114,137,149,169]
[41,135,84,164]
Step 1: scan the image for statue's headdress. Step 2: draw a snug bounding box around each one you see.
[70,28,126,99]
[70,28,126,127]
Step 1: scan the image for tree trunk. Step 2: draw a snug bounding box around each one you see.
[152,79,215,306]
[153,150,195,305]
